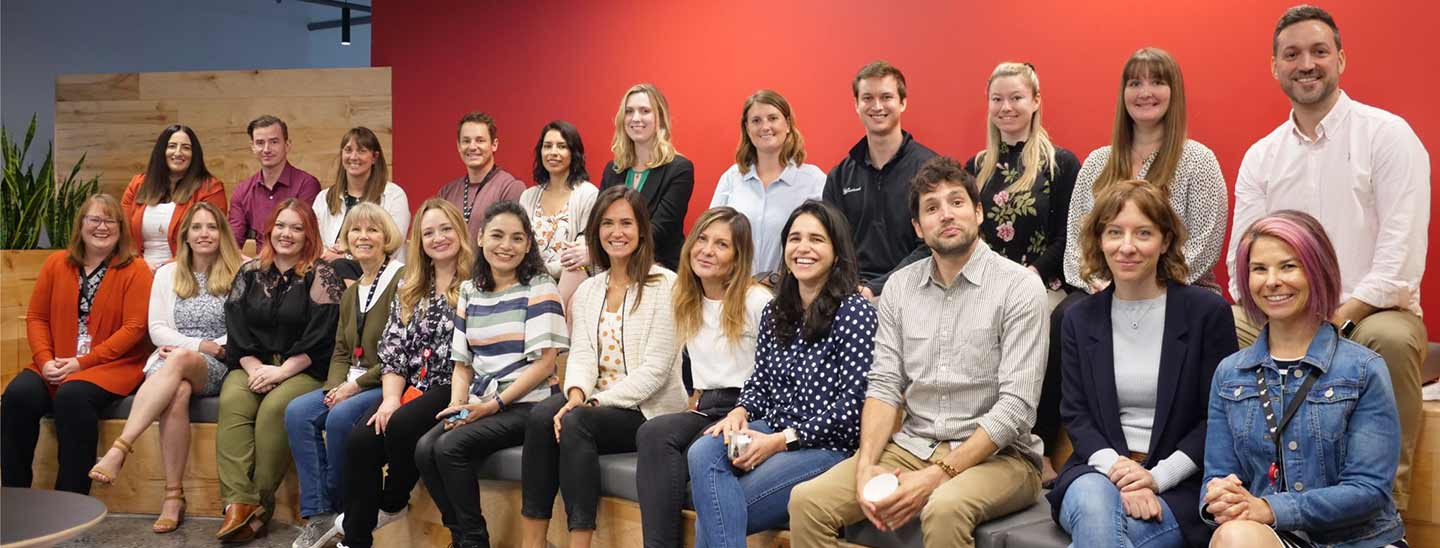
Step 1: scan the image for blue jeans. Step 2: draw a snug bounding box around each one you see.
[1059,472,1184,548]
[283,387,383,517]
[687,420,848,548]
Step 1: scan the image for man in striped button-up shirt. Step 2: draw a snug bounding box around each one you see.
[790,156,1049,548]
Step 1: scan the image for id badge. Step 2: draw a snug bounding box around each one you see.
[76,334,92,357]
[346,366,366,383]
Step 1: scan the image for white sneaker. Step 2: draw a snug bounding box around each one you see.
[375,507,407,530]
[292,514,339,548]
[332,512,346,536]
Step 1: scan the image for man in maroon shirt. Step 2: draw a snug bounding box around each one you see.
[435,112,527,242]
[229,115,322,246]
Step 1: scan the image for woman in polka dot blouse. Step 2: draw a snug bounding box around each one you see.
[688,200,877,548]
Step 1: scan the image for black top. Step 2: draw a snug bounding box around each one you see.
[225,259,344,381]
[1048,282,1239,548]
[821,131,937,295]
[600,155,695,271]
[964,142,1080,291]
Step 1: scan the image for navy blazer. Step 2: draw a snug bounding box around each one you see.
[600,155,695,271]
[1046,282,1237,548]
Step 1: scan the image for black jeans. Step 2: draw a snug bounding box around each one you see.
[0,369,121,494]
[415,401,534,547]
[635,389,739,548]
[520,393,645,530]
[1037,290,1087,457]
[339,388,449,548]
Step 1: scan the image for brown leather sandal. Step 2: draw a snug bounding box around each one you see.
[152,485,186,534]
[87,438,132,484]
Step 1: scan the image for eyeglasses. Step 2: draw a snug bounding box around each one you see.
[83,216,118,227]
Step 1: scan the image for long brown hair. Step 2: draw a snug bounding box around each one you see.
[1078,179,1189,285]
[1094,48,1189,196]
[734,90,806,174]
[257,198,323,277]
[587,185,662,309]
[134,125,213,206]
[398,199,474,325]
[172,202,243,298]
[325,127,389,215]
[673,207,759,345]
[974,62,1057,194]
[66,194,137,269]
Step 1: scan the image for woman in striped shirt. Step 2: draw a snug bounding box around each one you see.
[415,200,568,548]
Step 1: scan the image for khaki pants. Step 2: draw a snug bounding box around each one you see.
[1232,304,1427,510]
[788,442,1040,548]
[216,369,321,511]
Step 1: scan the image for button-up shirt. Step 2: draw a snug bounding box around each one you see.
[868,244,1049,466]
[228,163,322,245]
[1228,91,1429,315]
[710,162,825,274]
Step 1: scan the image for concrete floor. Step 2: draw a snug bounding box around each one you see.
[56,515,301,547]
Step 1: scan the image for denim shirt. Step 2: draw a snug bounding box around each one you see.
[1202,323,1404,548]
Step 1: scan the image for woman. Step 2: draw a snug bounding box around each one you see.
[85,202,242,533]
[519,120,600,305]
[635,207,772,548]
[599,83,695,271]
[284,203,404,548]
[520,185,687,548]
[416,200,568,548]
[965,62,1082,484]
[314,127,411,264]
[687,200,876,547]
[1,195,152,495]
[1048,181,1236,548]
[1204,211,1407,548]
[121,124,228,270]
[334,199,475,548]
[710,90,825,276]
[217,198,345,541]
[1062,47,1226,294]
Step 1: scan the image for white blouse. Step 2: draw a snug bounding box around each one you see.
[142,202,177,266]
[313,182,412,253]
[687,286,771,390]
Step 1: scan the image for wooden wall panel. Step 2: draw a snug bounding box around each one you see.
[54,67,392,207]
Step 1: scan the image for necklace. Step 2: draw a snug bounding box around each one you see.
[1119,299,1156,330]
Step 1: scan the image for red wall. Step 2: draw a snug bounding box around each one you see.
[373,0,1438,334]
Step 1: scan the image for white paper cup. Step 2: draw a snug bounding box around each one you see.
[862,473,899,502]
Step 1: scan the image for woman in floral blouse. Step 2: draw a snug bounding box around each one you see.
[336,199,475,548]
[964,61,1080,484]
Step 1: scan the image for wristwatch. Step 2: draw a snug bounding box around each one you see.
[783,428,800,450]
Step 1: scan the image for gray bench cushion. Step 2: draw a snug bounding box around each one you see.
[474,448,641,502]
[842,493,1058,548]
[1003,522,1071,548]
[99,395,221,423]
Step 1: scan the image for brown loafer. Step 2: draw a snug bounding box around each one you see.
[216,503,262,540]
[222,512,268,543]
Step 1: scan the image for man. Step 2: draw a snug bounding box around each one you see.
[435,112,526,241]
[822,61,937,298]
[1227,4,1430,511]
[790,156,1047,547]
[229,115,321,246]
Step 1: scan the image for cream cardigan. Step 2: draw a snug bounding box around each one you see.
[518,181,600,279]
[145,261,228,373]
[563,265,686,418]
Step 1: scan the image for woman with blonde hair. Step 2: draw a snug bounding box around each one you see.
[600,83,695,271]
[711,90,825,276]
[2,194,152,495]
[314,127,411,264]
[85,201,243,533]
[284,202,405,548]
[635,207,772,547]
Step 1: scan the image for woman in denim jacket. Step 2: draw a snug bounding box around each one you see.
[1203,210,1406,548]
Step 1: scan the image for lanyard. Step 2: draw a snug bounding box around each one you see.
[462,166,500,225]
[1256,365,1319,489]
[352,258,390,361]
[77,262,109,324]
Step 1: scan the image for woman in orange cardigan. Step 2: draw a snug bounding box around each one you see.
[122,124,228,271]
[1,194,154,494]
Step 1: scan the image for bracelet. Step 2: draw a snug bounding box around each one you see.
[931,459,960,479]
[493,394,507,411]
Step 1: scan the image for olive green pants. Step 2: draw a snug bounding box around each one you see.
[216,369,321,511]
[1232,304,1427,510]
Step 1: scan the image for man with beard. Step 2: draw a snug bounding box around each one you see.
[1226,4,1430,512]
[789,156,1048,547]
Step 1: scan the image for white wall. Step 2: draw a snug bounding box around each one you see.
[1,0,371,163]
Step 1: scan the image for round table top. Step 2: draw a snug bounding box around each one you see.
[0,487,107,548]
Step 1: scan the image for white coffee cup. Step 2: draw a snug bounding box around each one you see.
[862,473,899,502]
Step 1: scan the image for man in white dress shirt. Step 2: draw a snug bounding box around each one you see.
[1227,4,1430,511]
